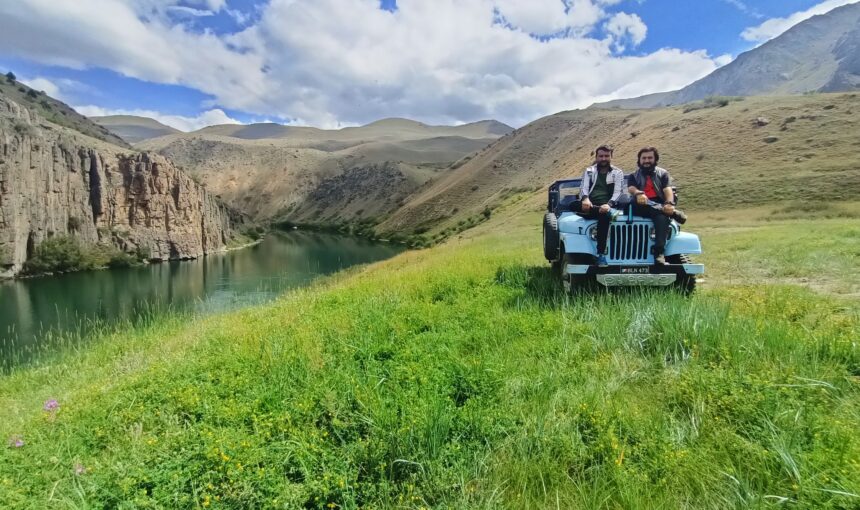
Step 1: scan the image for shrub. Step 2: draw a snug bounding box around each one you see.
[682,95,744,113]
[23,236,88,274]
[4,71,15,83]
[22,236,147,275]
[67,216,82,232]
[12,120,34,137]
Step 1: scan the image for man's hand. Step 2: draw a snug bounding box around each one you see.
[636,193,647,205]
[662,204,675,216]
[599,204,610,214]
[581,197,592,212]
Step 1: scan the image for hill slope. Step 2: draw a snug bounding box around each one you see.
[0,74,129,147]
[595,2,860,109]
[0,90,243,278]
[90,115,180,144]
[379,93,860,236]
[139,121,512,223]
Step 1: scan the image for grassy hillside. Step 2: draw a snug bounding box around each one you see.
[0,74,129,148]
[1,205,858,507]
[379,93,860,238]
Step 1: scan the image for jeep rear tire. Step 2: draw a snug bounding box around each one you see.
[543,212,560,262]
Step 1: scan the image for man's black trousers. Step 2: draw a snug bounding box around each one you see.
[569,201,610,254]
[630,203,670,255]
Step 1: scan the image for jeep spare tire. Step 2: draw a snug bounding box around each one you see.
[543,212,560,261]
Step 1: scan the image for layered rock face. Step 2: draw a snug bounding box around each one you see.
[0,97,241,277]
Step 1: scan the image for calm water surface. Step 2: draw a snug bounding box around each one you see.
[0,231,403,368]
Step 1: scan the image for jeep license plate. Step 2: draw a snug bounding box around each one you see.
[620,267,649,274]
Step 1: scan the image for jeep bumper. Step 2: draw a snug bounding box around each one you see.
[566,263,704,287]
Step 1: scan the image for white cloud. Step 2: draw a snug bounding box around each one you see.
[74,105,242,132]
[605,12,647,51]
[721,0,764,19]
[0,0,727,128]
[741,0,858,43]
[21,77,61,98]
[18,76,96,103]
[714,54,733,67]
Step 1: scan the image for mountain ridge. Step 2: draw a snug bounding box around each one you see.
[592,2,860,109]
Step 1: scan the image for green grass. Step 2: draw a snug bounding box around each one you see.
[1,215,859,508]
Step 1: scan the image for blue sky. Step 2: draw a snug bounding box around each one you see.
[0,0,856,130]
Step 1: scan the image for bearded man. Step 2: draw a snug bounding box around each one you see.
[568,144,628,267]
[627,146,687,265]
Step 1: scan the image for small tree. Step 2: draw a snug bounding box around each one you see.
[4,71,15,83]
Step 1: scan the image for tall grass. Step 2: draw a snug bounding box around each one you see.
[0,222,858,508]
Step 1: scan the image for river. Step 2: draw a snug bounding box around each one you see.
[0,231,404,369]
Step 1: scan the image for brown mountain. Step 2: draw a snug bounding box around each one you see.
[137,119,513,224]
[378,93,860,237]
[91,115,180,144]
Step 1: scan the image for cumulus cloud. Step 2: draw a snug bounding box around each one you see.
[74,105,242,132]
[21,77,61,98]
[741,0,858,43]
[1,0,727,127]
[605,12,647,51]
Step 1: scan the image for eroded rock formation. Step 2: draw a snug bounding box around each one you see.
[0,96,242,277]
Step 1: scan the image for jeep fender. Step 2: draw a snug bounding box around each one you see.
[560,232,596,256]
[665,231,702,257]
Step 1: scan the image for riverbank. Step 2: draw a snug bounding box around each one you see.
[1,214,858,508]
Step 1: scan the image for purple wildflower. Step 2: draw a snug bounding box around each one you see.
[8,435,24,448]
[43,399,60,412]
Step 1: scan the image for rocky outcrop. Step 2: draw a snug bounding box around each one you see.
[0,96,243,278]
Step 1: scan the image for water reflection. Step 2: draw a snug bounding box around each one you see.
[0,231,403,368]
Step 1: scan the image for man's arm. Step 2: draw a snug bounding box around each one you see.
[626,173,647,205]
[661,170,675,215]
[580,169,593,210]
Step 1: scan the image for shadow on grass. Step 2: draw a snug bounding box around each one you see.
[495,263,693,309]
[494,263,569,308]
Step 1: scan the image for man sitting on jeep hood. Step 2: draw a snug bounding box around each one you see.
[567,144,629,267]
[627,146,688,265]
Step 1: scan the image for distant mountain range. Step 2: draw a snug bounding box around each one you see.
[129,117,513,223]
[90,115,180,144]
[593,2,860,109]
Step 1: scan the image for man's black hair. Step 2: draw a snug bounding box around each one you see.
[637,146,660,165]
[595,144,614,155]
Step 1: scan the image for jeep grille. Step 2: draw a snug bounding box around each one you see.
[608,223,650,263]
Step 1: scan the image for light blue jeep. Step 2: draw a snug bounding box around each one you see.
[542,178,703,293]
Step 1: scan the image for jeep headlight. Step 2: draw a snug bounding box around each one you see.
[588,226,597,240]
[649,227,656,240]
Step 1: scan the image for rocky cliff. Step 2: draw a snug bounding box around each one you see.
[0,96,243,278]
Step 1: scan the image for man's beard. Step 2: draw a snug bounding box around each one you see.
[597,161,611,170]
[639,162,655,174]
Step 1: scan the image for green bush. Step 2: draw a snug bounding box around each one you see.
[683,95,744,113]
[22,236,88,274]
[22,236,147,275]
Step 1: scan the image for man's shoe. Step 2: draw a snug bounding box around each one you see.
[597,255,608,267]
[609,208,622,222]
[654,254,666,265]
[672,209,687,225]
